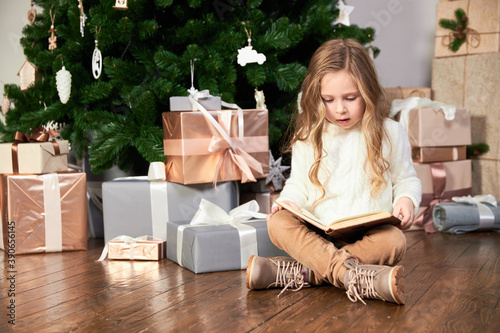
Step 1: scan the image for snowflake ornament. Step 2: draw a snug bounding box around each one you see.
[265,150,290,191]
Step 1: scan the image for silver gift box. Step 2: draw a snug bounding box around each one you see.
[102,177,238,243]
[167,219,289,273]
[169,96,221,111]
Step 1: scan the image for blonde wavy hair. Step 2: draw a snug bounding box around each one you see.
[290,38,390,201]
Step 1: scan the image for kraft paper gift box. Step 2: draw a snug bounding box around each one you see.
[167,200,288,273]
[0,140,69,174]
[102,177,238,243]
[0,172,88,254]
[413,160,472,233]
[435,0,500,58]
[412,146,467,163]
[99,236,167,261]
[407,107,471,148]
[384,87,432,114]
[163,108,269,184]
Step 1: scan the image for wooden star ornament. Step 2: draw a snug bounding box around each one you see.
[332,0,354,26]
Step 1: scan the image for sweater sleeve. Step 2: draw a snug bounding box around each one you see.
[274,140,311,208]
[387,120,422,210]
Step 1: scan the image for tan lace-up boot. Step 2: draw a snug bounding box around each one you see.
[246,255,311,296]
[343,259,405,305]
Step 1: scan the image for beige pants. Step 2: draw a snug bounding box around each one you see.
[267,210,407,288]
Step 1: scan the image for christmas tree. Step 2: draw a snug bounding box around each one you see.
[1,0,378,174]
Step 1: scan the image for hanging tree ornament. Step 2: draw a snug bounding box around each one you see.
[1,89,11,115]
[28,0,37,24]
[48,5,57,51]
[92,27,102,79]
[113,0,128,11]
[254,88,267,110]
[331,0,354,27]
[78,0,87,37]
[56,62,72,104]
[237,23,266,66]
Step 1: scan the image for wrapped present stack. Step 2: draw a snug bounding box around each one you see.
[160,87,289,272]
[0,127,88,254]
[101,68,287,270]
[432,0,500,199]
[390,95,473,233]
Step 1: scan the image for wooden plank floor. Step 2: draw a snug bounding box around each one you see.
[1,230,500,332]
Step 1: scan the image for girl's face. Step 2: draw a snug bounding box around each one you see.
[320,70,365,129]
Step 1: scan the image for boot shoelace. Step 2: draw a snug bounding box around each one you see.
[268,259,309,297]
[345,265,381,305]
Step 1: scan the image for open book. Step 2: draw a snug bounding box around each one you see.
[276,201,401,239]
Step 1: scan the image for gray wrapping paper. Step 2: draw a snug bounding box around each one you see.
[167,219,288,273]
[432,201,500,234]
[102,178,238,243]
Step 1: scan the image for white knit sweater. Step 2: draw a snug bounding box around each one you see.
[277,118,422,226]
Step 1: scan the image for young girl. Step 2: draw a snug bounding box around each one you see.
[246,39,422,305]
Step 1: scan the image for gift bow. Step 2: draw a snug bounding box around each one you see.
[190,199,267,226]
[177,200,267,270]
[14,126,60,144]
[98,235,163,261]
[452,195,497,231]
[11,127,61,173]
[208,135,263,185]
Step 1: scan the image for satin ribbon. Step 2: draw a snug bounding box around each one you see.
[98,235,164,261]
[11,127,61,173]
[188,89,244,142]
[43,173,63,252]
[389,97,456,134]
[148,162,169,240]
[415,163,448,233]
[187,96,263,186]
[452,195,497,231]
[112,167,170,240]
[176,199,267,270]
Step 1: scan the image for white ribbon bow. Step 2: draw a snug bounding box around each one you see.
[389,97,456,133]
[452,195,497,230]
[190,199,267,225]
[177,200,267,269]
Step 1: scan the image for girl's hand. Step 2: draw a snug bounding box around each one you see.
[393,197,415,230]
[266,200,301,223]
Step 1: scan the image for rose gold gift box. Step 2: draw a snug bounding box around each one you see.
[0,172,87,254]
[412,146,467,163]
[407,108,471,148]
[163,109,269,184]
[107,238,166,261]
[413,160,472,232]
